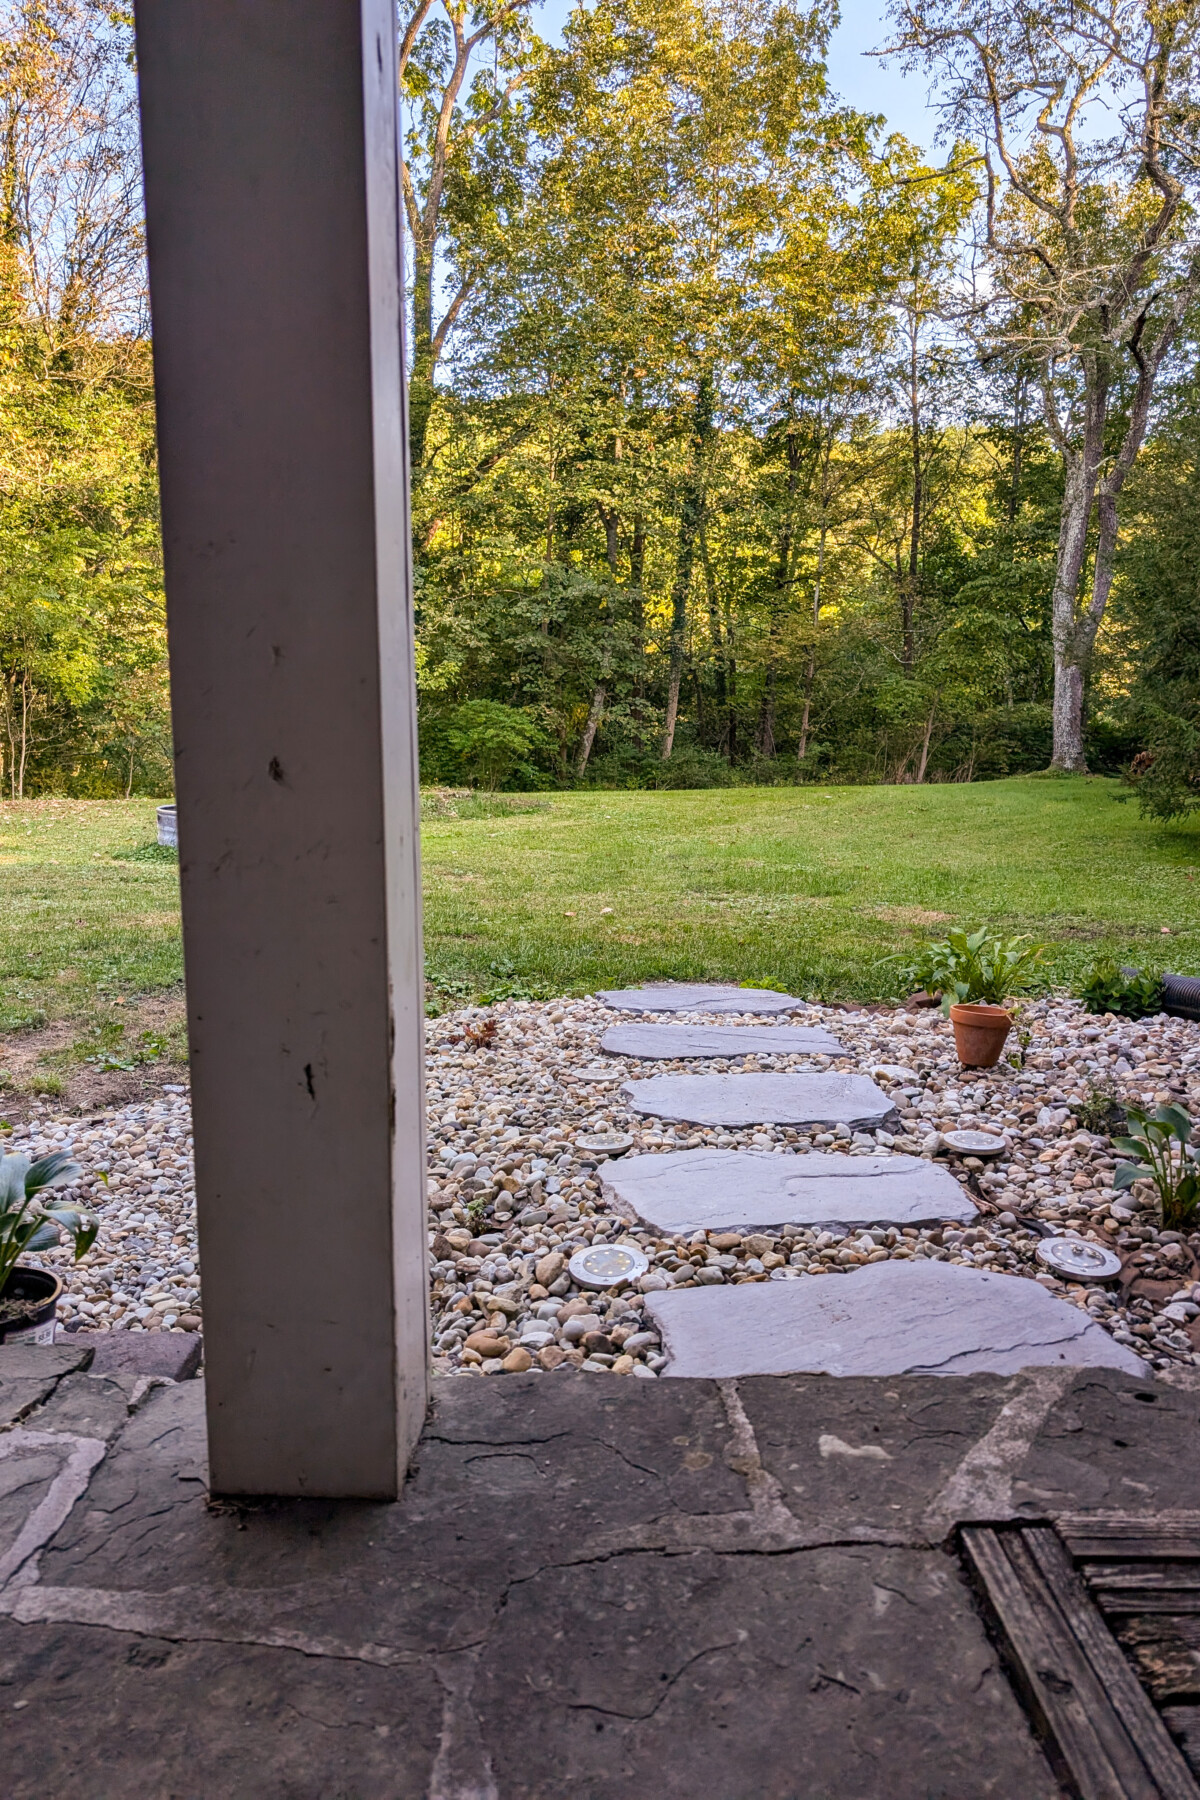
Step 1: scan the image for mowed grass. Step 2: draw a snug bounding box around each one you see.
[0,799,182,1034]
[422,778,1200,1005]
[2,780,1199,1044]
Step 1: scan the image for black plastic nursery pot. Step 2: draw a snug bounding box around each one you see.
[0,1265,63,1345]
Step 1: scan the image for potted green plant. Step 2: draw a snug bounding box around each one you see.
[902,929,1046,1067]
[0,1148,95,1344]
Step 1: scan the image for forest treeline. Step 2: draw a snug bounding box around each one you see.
[5,0,1200,815]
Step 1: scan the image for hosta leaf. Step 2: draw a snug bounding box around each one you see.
[0,1154,31,1209]
[23,1222,60,1251]
[25,1152,81,1194]
[1156,1104,1192,1139]
[1113,1163,1142,1190]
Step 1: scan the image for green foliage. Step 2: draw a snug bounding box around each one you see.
[1078,961,1164,1020]
[119,842,178,863]
[1113,1104,1200,1232]
[898,927,1046,1012]
[0,1146,95,1297]
[427,700,550,790]
[1076,1080,1127,1138]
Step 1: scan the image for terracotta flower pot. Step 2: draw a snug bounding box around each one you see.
[949,1002,1012,1069]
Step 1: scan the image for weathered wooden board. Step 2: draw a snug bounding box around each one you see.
[962,1524,1200,1800]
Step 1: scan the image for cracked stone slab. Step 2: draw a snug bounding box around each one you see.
[620,1070,897,1129]
[602,1147,976,1233]
[601,1022,845,1059]
[644,1262,1145,1380]
[0,1341,94,1430]
[6,1364,1197,1797]
[69,1330,202,1382]
[597,983,804,1014]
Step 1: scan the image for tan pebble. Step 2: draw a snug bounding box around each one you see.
[538,1345,566,1370]
[612,1354,634,1375]
[709,1232,742,1251]
[502,1347,532,1373]
[464,1331,509,1357]
[744,1234,774,1257]
[535,1251,565,1286]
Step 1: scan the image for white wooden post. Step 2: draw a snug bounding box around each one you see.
[134,0,428,1496]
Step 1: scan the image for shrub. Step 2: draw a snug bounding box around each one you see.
[1078,960,1164,1020]
[439,701,550,790]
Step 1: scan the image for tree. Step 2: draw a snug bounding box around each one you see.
[890,0,1200,770]
[399,0,539,479]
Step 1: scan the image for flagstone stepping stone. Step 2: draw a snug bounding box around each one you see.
[644,1261,1145,1380]
[601,1022,845,1059]
[602,1148,975,1233]
[596,983,804,1014]
[619,1071,896,1129]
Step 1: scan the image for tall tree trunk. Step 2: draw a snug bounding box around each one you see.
[597,502,619,575]
[797,517,827,764]
[914,701,937,784]
[408,234,436,478]
[699,525,726,728]
[756,664,776,758]
[660,374,713,760]
[575,683,606,776]
[1045,300,1191,771]
[903,320,921,675]
[1048,363,1108,771]
[16,673,29,800]
[797,651,816,764]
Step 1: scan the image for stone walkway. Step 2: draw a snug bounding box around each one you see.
[15,978,1200,1384]
[3,1339,1200,1797]
[594,985,1142,1382]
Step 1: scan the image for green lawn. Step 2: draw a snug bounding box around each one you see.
[0,799,182,1035]
[2,780,1199,1047]
[422,778,1200,1006]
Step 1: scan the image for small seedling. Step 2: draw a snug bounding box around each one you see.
[1077,1080,1127,1138]
[1113,1103,1200,1232]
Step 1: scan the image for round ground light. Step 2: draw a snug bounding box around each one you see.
[1035,1237,1123,1283]
[942,1129,1007,1158]
[568,1243,650,1290]
[575,1133,634,1158]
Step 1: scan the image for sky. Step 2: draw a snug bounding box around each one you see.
[531,0,944,150]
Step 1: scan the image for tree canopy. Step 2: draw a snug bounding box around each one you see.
[8,0,1200,812]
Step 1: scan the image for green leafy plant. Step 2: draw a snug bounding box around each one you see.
[899,928,1046,1015]
[1078,960,1164,1020]
[0,1148,96,1297]
[442,701,549,791]
[1077,1080,1127,1138]
[1113,1103,1200,1231]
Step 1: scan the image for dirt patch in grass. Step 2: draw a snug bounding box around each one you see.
[870,905,954,928]
[0,992,188,1125]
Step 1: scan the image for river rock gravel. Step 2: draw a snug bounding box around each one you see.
[13,994,1200,1378]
